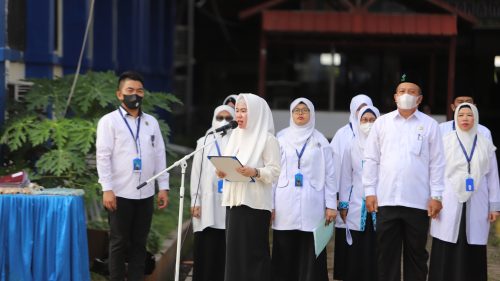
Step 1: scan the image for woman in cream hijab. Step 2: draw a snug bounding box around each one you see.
[272,97,336,281]
[216,94,281,281]
[429,103,500,281]
[190,105,235,281]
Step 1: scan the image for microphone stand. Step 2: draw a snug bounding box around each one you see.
[136,129,227,281]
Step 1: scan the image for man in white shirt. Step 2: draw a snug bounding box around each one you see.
[96,71,170,281]
[363,75,445,281]
[439,94,492,140]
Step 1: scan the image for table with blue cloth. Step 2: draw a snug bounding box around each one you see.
[0,192,90,281]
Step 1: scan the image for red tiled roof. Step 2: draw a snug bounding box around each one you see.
[262,11,457,36]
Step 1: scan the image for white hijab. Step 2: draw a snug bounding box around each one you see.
[280,98,315,150]
[223,94,238,106]
[224,94,275,166]
[356,105,380,151]
[349,94,373,136]
[205,105,235,135]
[445,103,495,202]
[211,105,235,129]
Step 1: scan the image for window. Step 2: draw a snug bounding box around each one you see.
[7,0,26,51]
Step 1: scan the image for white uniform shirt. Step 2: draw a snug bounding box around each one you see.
[339,141,375,231]
[430,135,500,245]
[273,133,336,232]
[330,124,355,228]
[96,107,169,199]
[363,110,445,210]
[190,135,227,232]
[221,133,281,211]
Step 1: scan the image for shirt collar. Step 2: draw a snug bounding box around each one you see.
[393,109,422,121]
[119,105,143,117]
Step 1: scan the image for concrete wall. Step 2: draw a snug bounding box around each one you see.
[272,110,447,140]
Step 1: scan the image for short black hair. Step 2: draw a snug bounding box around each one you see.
[458,104,472,110]
[225,97,236,105]
[118,71,144,89]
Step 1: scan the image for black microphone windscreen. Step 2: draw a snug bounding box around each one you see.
[229,120,238,129]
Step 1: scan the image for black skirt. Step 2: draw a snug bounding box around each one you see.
[225,205,272,281]
[193,227,226,281]
[428,203,487,281]
[333,226,347,280]
[344,214,377,281]
[271,230,329,281]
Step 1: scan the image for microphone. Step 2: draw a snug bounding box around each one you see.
[207,120,238,135]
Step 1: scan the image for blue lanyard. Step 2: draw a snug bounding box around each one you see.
[295,137,310,169]
[214,140,222,156]
[118,108,141,154]
[349,122,355,137]
[452,121,455,130]
[456,133,477,174]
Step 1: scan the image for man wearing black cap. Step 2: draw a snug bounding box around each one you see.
[362,74,446,281]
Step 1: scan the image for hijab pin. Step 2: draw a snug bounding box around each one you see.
[145,121,149,126]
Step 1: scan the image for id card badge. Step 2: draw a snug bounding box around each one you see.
[218,179,223,193]
[133,158,142,172]
[465,176,474,192]
[295,172,303,187]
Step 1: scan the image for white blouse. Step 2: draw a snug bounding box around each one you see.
[190,134,227,232]
[330,123,355,228]
[273,132,336,232]
[221,133,281,211]
[430,134,500,245]
[339,141,375,232]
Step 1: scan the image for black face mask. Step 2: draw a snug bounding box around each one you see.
[123,94,143,109]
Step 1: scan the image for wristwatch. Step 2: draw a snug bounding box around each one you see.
[431,196,443,202]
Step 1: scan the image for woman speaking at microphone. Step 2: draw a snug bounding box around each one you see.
[216,93,281,281]
[190,105,235,281]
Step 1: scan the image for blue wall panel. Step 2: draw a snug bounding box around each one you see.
[62,0,90,75]
[25,0,55,78]
[92,0,114,71]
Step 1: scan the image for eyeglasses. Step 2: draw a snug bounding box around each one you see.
[216,116,233,122]
[292,108,310,114]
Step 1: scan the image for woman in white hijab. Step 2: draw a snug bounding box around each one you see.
[190,105,235,281]
[429,103,500,281]
[330,94,373,280]
[272,98,336,281]
[338,105,380,281]
[217,93,281,281]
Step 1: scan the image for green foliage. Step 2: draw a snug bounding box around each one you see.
[0,71,181,195]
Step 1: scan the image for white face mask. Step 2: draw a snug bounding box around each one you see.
[359,122,373,136]
[397,94,419,110]
[213,119,228,129]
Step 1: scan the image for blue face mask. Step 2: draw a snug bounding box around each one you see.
[123,94,143,109]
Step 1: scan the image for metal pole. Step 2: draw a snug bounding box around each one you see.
[329,46,336,111]
[447,36,457,120]
[186,0,194,131]
[174,160,187,281]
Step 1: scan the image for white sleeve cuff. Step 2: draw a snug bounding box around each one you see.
[365,187,376,196]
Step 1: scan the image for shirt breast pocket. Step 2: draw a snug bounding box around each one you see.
[411,134,424,156]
